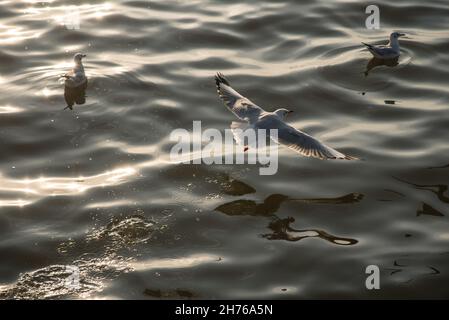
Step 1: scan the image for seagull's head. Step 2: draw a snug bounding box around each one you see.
[390,32,405,42]
[73,53,87,63]
[274,108,294,120]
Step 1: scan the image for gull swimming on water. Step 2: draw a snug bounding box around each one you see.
[362,32,405,59]
[62,53,87,88]
[214,73,357,160]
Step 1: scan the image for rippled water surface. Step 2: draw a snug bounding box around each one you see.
[1,0,449,299]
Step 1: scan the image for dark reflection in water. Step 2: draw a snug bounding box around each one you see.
[221,178,256,196]
[364,57,399,77]
[215,194,288,217]
[396,177,449,204]
[262,216,358,245]
[63,82,87,110]
[417,203,444,217]
[215,192,364,217]
[215,182,360,245]
[386,258,441,284]
[291,193,364,204]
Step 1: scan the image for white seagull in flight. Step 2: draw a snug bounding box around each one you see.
[362,32,405,59]
[214,73,357,160]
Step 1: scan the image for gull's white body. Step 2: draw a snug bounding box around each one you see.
[363,32,405,59]
[64,53,87,88]
[214,73,356,160]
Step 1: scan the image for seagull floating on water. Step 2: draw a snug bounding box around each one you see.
[214,73,357,160]
[362,32,405,59]
[62,53,87,88]
[61,53,88,110]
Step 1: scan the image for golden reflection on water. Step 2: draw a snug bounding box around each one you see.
[10,2,115,44]
[1,3,116,57]
[0,166,137,208]
[131,253,221,271]
[40,87,53,97]
[0,24,41,44]
[0,105,23,114]
[85,199,134,209]
[0,199,33,207]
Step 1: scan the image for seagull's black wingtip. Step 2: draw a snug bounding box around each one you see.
[214,72,230,88]
[361,42,373,48]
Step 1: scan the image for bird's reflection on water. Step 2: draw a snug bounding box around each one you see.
[262,216,358,245]
[215,192,364,217]
[215,180,361,245]
[220,177,256,196]
[215,194,289,217]
[364,57,399,77]
[64,82,87,110]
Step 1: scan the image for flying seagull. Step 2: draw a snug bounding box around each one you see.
[362,32,405,59]
[62,53,87,89]
[214,73,357,160]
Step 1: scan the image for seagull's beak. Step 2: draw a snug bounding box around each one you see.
[288,110,294,114]
[82,54,87,58]
[398,33,405,37]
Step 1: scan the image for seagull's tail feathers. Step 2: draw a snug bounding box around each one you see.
[362,42,374,49]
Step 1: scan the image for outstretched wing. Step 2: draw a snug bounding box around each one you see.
[259,116,357,160]
[215,73,264,122]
